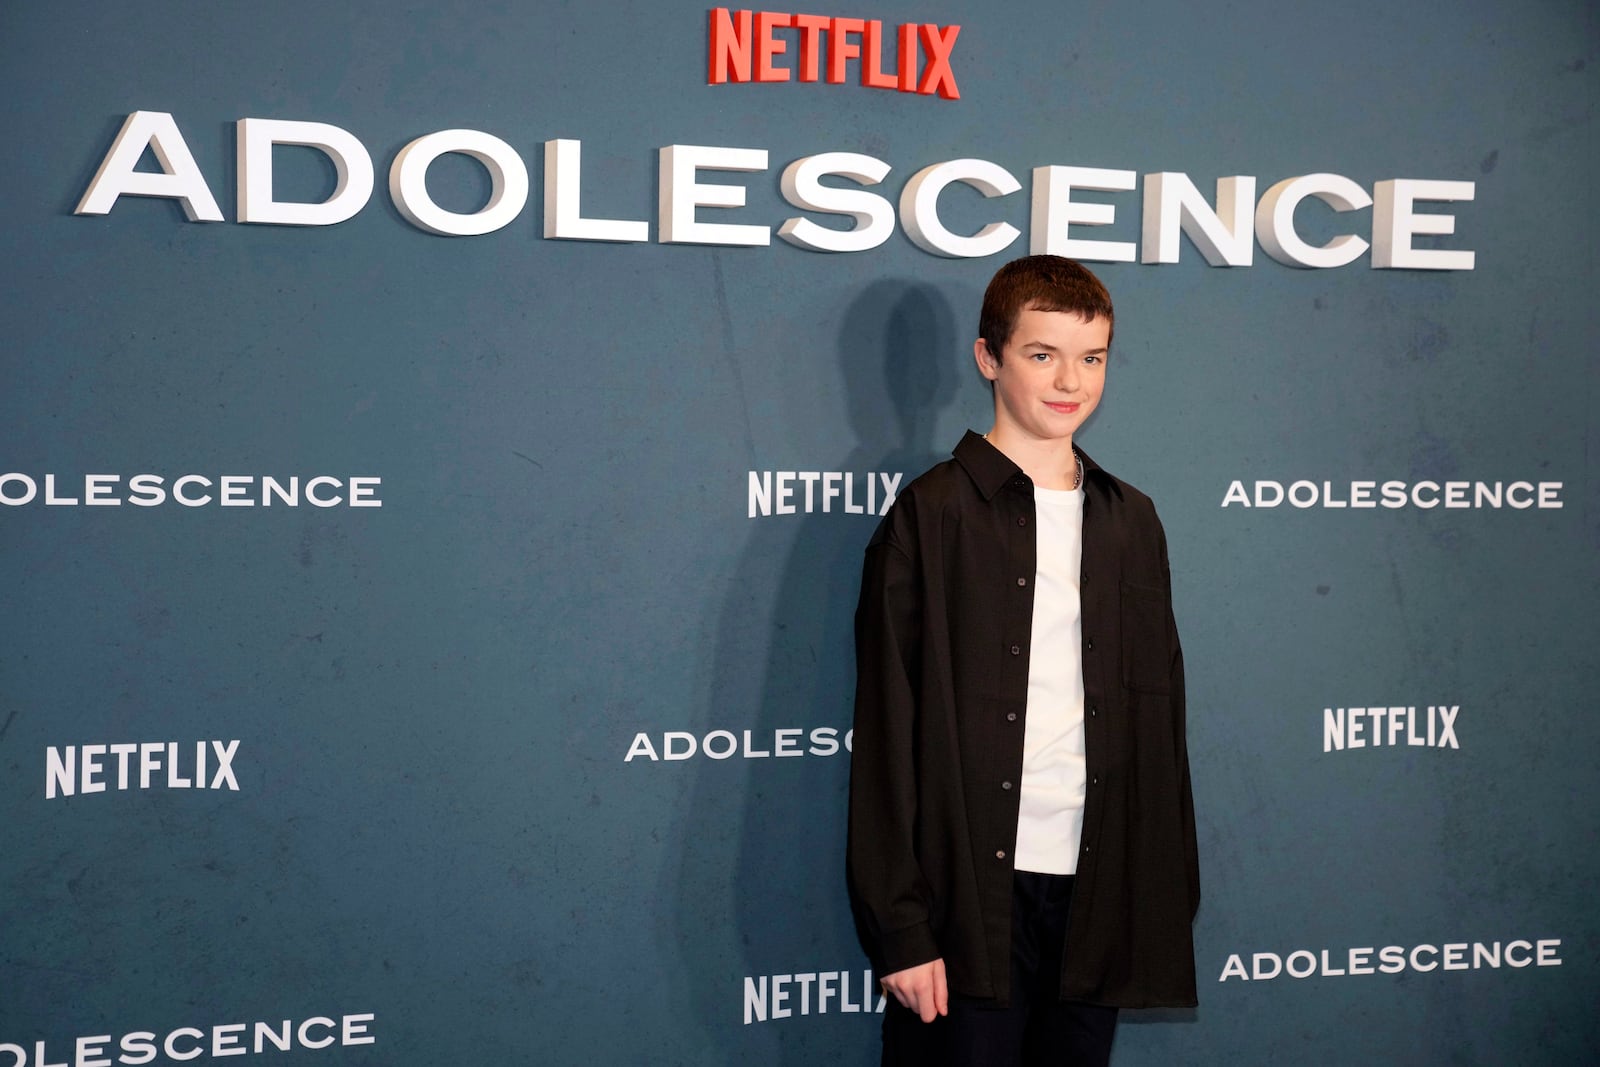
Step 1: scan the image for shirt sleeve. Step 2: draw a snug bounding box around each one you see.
[847,526,943,977]
[1173,640,1200,921]
[1159,518,1201,921]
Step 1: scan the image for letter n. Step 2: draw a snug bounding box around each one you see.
[743,976,768,1024]
[1323,708,1345,752]
[709,9,755,84]
[47,746,76,798]
[748,471,772,517]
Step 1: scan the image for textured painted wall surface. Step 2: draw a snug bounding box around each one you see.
[2,1,1595,1063]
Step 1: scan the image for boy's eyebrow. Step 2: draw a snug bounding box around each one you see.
[1017,340,1110,355]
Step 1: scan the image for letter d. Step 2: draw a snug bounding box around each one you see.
[237,118,374,225]
[1254,481,1285,507]
[662,732,698,760]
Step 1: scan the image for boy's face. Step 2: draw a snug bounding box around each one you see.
[975,307,1109,447]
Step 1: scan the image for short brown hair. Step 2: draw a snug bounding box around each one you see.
[977,255,1115,361]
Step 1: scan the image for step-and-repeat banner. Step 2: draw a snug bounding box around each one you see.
[3,1,1595,1063]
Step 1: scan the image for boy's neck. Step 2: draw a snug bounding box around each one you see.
[984,428,1080,490]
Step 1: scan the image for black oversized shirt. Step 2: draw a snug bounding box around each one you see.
[847,431,1199,1008]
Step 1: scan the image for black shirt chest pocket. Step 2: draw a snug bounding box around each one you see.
[1119,580,1173,694]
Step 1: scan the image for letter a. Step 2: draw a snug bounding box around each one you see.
[623,733,659,762]
[76,111,224,221]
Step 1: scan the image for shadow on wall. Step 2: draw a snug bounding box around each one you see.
[662,280,963,1063]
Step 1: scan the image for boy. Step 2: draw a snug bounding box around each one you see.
[848,256,1198,1067]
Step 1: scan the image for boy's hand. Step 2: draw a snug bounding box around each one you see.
[880,958,949,1023]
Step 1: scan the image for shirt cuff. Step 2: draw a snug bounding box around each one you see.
[875,920,941,977]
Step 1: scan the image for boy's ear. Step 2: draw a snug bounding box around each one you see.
[974,338,1000,381]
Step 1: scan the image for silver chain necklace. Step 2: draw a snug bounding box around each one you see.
[984,434,1082,490]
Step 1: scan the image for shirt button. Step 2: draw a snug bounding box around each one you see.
[1086,638,1095,651]
[1081,572,1089,585]
[1016,577,1027,587]
[1001,780,1013,790]
[1017,516,1028,527]
[1010,645,1021,656]
[1091,776,1100,785]
[1082,845,1090,854]
[996,850,1007,860]
[1089,707,1098,717]
[1006,712,1017,722]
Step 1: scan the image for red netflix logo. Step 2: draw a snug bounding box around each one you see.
[708,8,960,99]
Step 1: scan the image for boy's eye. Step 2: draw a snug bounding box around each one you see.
[1030,352,1051,362]
[1084,355,1102,365]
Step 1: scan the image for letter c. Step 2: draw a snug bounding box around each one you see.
[164,1028,205,1061]
[298,1018,337,1050]
[900,159,1021,258]
[172,475,212,507]
[305,475,343,507]
[1255,173,1373,268]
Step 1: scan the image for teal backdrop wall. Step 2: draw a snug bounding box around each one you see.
[2,1,1596,1063]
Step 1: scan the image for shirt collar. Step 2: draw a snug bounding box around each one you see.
[953,429,1105,501]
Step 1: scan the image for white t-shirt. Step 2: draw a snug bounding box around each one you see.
[1013,482,1087,876]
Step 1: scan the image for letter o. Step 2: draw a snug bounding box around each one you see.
[702,730,738,759]
[390,130,530,236]
[1287,480,1319,508]
[1285,950,1317,978]
[0,473,37,505]
[844,728,854,753]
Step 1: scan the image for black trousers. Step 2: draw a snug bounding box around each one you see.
[881,872,1119,1067]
